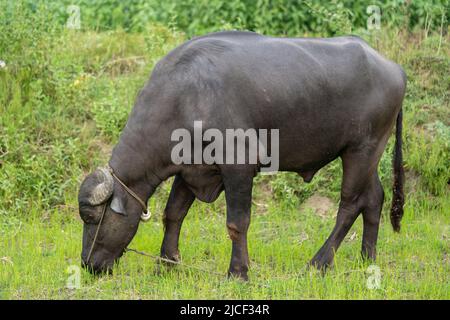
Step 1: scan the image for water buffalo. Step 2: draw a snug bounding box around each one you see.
[78,31,406,280]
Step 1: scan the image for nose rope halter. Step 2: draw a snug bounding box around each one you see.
[85,201,108,265]
[85,166,151,265]
[107,166,150,218]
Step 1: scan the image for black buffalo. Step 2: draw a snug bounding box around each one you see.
[78,31,406,280]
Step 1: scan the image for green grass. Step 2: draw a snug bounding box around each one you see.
[0,185,449,299]
[0,3,449,299]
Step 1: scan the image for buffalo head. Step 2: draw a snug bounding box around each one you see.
[78,167,144,274]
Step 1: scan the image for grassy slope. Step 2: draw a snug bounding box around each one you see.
[0,23,449,298]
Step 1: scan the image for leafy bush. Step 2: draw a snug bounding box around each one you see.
[0,2,182,218]
[15,0,449,36]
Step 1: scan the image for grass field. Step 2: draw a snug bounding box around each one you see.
[1,183,449,299]
[0,5,449,299]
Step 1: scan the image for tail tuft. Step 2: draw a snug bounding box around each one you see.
[390,109,405,232]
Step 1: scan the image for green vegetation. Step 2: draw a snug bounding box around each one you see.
[12,0,450,35]
[0,1,449,299]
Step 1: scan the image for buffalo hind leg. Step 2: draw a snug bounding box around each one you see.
[361,172,384,261]
[310,149,383,271]
[221,166,254,281]
[160,175,195,262]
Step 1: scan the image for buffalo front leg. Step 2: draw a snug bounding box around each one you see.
[160,175,195,262]
[222,167,254,281]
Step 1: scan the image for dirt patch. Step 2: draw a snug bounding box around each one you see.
[252,179,272,215]
[301,194,336,219]
[405,169,422,195]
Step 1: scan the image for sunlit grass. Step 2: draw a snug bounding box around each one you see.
[0,187,448,299]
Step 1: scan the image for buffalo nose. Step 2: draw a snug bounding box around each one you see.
[81,259,95,273]
[81,259,113,276]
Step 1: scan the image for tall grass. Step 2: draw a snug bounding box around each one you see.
[0,3,183,220]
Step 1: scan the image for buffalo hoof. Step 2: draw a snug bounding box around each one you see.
[361,249,377,262]
[227,269,249,281]
[159,253,181,266]
[153,254,180,276]
[308,258,333,274]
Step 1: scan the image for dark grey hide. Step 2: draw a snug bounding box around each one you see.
[78,31,406,279]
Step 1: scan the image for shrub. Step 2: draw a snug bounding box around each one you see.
[18,0,448,36]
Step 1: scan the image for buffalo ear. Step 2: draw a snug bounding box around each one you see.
[110,194,127,216]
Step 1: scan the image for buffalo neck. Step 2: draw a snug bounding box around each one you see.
[109,84,181,200]
[109,130,165,203]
